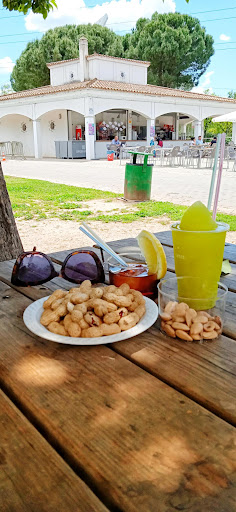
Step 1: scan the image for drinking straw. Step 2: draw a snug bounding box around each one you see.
[212,133,226,220]
[79,225,128,267]
[82,221,128,265]
[207,133,221,211]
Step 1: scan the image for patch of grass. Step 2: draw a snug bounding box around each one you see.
[91,201,236,231]
[5,176,119,220]
[216,213,236,231]
[5,176,236,231]
[59,210,93,221]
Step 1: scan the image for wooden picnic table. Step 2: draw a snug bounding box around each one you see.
[0,231,235,512]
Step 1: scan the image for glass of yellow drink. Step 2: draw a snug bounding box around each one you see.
[171,221,229,309]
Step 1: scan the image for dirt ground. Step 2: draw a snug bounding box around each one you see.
[17,218,236,253]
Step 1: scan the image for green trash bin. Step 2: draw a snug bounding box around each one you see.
[124,151,153,201]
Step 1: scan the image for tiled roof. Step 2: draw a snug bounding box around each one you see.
[1,78,236,104]
[0,80,94,101]
[89,80,236,103]
[47,57,80,67]
[46,54,150,68]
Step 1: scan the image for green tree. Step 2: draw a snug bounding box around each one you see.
[3,0,57,18]
[11,13,213,92]
[11,24,118,91]
[228,90,236,99]
[0,83,12,95]
[204,117,232,140]
[203,88,216,96]
[125,12,214,89]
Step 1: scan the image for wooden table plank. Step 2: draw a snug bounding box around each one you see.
[0,287,235,512]
[112,325,236,426]
[0,390,108,512]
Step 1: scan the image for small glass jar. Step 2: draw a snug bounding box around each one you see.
[107,250,158,298]
[158,276,227,342]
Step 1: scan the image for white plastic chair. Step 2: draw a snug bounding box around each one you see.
[188,147,201,168]
[166,146,182,167]
[228,146,236,171]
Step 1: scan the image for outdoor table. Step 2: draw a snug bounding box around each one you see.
[0,232,236,511]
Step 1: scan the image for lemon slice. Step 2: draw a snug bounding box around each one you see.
[137,230,167,279]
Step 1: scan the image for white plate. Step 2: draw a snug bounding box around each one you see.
[23,296,158,346]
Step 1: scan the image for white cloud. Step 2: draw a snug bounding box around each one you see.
[219,34,231,41]
[192,70,214,94]
[0,57,14,74]
[25,0,176,33]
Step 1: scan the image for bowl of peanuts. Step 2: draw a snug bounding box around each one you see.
[158,277,227,342]
[23,280,158,345]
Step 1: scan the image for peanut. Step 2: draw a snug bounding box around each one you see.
[198,310,212,319]
[190,322,203,335]
[192,334,203,341]
[202,330,218,340]
[214,316,222,327]
[160,300,222,343]
[186,310,194,327]
[162,323,176,338]
[164,301,177,314]
[196,314,208,324]
[171,314,186,323]
[175,330,193,341]
[204,321,216,332]
[172,322,190,331]
[189,308,197,319]
[175,302,188,317]
[160,312,172,322]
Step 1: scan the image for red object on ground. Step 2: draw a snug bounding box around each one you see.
[107,153,114,161]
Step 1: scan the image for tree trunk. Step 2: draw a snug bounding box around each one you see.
[0,162,23,261]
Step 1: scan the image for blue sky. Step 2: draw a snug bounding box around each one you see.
[0,0,236,96]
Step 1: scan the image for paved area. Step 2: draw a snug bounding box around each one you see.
[3,158,236,214]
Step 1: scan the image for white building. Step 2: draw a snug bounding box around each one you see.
[1,36,236,160]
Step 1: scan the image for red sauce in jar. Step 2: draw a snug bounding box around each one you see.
[109,263,158,298]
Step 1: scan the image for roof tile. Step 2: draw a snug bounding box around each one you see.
[1,78,236,104]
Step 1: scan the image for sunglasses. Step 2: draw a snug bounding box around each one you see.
[11,248,105,287]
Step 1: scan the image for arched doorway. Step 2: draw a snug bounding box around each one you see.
[36,109,85,158]
[155,112,197,142]
[96,108,148,141]
[0,114,34,157]
[95,108,149,158]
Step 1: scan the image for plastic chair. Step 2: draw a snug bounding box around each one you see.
[188,147,201,168]
[167,146,182,167]
[228,146,236,171]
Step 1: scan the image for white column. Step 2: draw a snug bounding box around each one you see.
[127,110,132,140]
[146,118,155,145]
[232,122,236,143]
[67,110,72,140]
[33,119,42,159]
[85,115,95,160]
[176,113,179,141]
[182,124,187,140]
[193,120,202,140]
